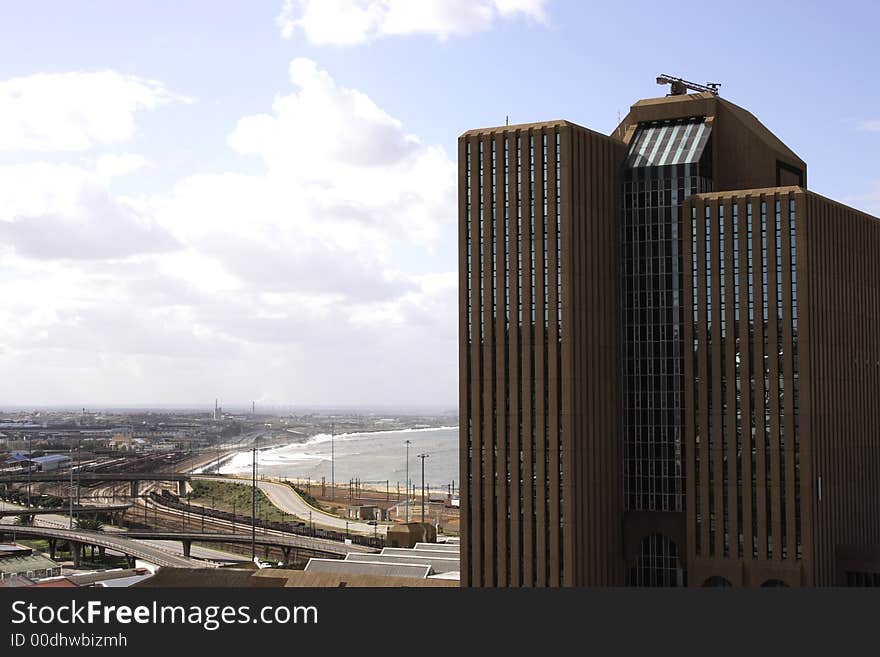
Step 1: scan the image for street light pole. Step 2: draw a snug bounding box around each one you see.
[26,436,31,508]
[404,440,411,523]
[330,422,335,500]
[417,453,429,523]
[76,440,81,505]
[69,445,74,529]
[251,447,256,560]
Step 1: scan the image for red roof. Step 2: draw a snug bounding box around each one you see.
[29,578,77,588]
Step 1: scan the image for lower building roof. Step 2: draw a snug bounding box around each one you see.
[0,553,61,575]
[304,558,431,579]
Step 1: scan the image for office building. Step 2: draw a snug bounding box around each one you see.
[458,79,880,587]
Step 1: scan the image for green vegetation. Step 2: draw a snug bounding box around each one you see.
[13,513,33,526]
[0,491,66,508]
[75,517,105,531]
[18,539,49,552]
[290,484,318,508]
[186,480,291,523]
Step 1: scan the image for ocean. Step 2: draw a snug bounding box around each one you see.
[219,426,460,491]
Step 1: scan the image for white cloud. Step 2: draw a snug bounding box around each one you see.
[0,71,185,152]
[0,60,458,407]
[0,162,179,259]
[156,56,453,263]
[96,153,147,180]
[277,0,547,44]
[859,120,880,132]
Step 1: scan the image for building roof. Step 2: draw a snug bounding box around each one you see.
[132,568,288,588]
[459,118,613,141]
[381,547,458,560]
[427,571,461,580]
[345,552,459,574]
[414,542,459,553]
[613,91,806,171]
[0,553,60,576]
[304,558,432,579]
[94,574,154,588]
[29,578,77,588]
[689,186,879,222]
[0,575,34,587]
[31,455,72,465]
[66,568,150,586]
[256,569,457,588]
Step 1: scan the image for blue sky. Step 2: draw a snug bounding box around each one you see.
[0,1,877,408]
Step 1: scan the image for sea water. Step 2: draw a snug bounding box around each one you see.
[219,426,460,491]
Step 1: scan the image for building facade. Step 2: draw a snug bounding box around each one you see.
[458,121,625,586]
[459,89,880,587]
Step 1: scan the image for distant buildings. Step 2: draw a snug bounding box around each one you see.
[0,544,61,581]
[29,454,72,472]
[109,433,133,451]
[458,80,880,586]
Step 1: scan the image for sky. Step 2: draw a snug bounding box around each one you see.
[0,0,877,410]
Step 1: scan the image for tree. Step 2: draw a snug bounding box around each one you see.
[75,517,104,532]
[13,513,33,526]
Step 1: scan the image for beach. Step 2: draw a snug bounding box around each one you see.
[219,426,460,491]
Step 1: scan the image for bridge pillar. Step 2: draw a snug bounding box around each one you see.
[178,480,187,497]
[263,545,269,559]
[48,539,56,561]
[182,540,192,558]
[126,555,135,568]
[129,480,139,498]
[282,547,291,564]
[98,546,105,559]
[72,543,81,568]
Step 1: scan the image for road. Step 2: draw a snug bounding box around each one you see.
[132,540,248,563]
[0,525,201,569]
[0,500,234,565]
[202,476,387,536]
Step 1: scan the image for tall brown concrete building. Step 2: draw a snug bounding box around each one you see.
[458,80,880,587]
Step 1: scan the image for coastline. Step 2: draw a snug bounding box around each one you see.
[217,425,460,490]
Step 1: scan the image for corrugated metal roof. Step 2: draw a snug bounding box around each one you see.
[345,553,459,574]
[304,558,431,579]
[381,547,458,560]
[625,117,711,168]
[31,455,72,464]
[256,570,457,587]
[413,542,459,553]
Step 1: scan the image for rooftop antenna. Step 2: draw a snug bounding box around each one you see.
[505,115,509,126]
[656,74,721,96]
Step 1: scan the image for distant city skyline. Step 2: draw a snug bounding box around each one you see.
[0,402,457,414]
[1,1,878,407]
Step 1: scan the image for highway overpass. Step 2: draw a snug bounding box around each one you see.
[0,525,201,569]
[0,503,131,521]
